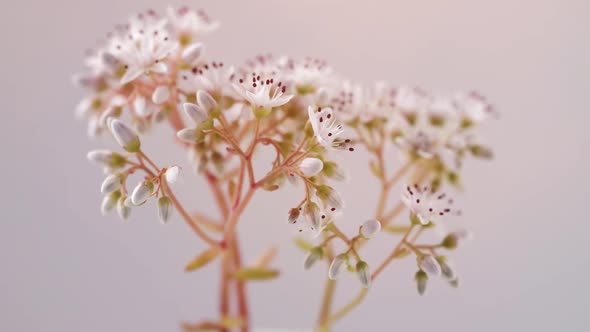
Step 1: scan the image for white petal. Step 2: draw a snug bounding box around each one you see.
[120,66,144,84]
[183,103,208,125]
[152,86,170,104]
[196,90,217,111]
[181,43,203,65]
[165,166,181,184]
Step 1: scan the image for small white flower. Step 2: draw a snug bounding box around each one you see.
[298,158,324,177]
[452,91,495,124]
[359,219,381,239]
[107,119,141,152]
[303,247,323,270]
[157,196,173,223]
[307,106,351,151]
[418,255,441,277]
[131,180,154,205]
[328,254,347,280]
[233,73,293,110]
[356,261,371,288]
[101,174,121,193]
[401,184,458,225]
[196,90,217,112]
[152,86,170,104]
[165,166,181,184]
[181,42,203,65]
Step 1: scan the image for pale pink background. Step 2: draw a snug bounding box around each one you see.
[1,0,589,331]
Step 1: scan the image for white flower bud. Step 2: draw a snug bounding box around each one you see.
[196,90,217,112]
[152,86,170,104]
[100,174,121,194]
[303,247,323,270]
[177,128,198,143]
[181,43,203,65]
[418,255,441,277]
[436,256,456,280]
[157,196,173,224]
[124,196,135,207]
[356,261,371,288]
[359,219,381,239]
[165,166,181,184]
[107,119,141,153]
[133,95,151,116]
[117,196,131,221]
[87,150,114,164]
[183,103,208,125]
[101,191,121,215]
[131,181,154,205]
[328,254,347,280]
[415,270,428,295]
[298,158,324,177]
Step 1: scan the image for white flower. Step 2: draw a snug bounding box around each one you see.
[401,184,458,225]
[166,7,219,44]
[359,219,381,239]
[131,181,154,205]
[282,57,334,92]
[101,174,121,193]
[292,201,341,238]
[107,119,141,152]
[328,254,347,280]
[418,255,441,277]
[356,261,371,288]
[165,166,181,184]
[298,158,324,177]
[116,20,178,84]
[152,86,170,104]
[233,73,293,110]
[157,196,173,223]
[307,106,352,151]
[452,91,495,124]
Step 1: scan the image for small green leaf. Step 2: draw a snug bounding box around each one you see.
[185,247,222,272]
[234,267,279,281]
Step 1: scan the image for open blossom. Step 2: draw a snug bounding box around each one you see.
[233,73,293,111]
[401,184,458,225]
[166,6,219,45]
[307,106,352,151]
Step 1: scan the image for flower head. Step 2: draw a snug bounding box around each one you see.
[401,184,459,225]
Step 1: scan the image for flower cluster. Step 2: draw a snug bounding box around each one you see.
[74,6,495,331]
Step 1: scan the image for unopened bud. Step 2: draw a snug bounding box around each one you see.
[418,255,441,277]
[134,95,151,116]
[315,185,344,210]
[328,254,347,280]
[183,103,208,125]
[107,119,141,153]
[288,208,300,224]
[304,202,321,231]
[131,180,154,205]
[177,128,198,143]
[298,158,324,177]
[181,43,203,65]
[415,270,428,295]
[165,166,181,184]
[101,190,121,215]
[356,261,371,288]
[436,256,456,280]
[196,90,217,112]
[87,150,126,168]
[157,196,173,224]
[359,219,381,239]
[101,174,121,194]
[117,196,131,220]
[303,247,323,270]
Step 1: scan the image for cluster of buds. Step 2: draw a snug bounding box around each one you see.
[74,6,495,329]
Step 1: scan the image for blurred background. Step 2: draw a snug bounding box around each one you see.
[1,0,589,331]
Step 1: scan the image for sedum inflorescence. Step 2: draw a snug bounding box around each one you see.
[74,6,496,332]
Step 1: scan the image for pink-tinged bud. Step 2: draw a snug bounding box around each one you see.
[152,86,170,104]
[107,119,141,152]
[328,254,347,280]
[181,43,203,65]
[298,158,324,177]
[359,219,381,239]
[183,103,208,125]
[196,90,217,112]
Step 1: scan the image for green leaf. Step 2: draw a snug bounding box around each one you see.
[234,267,279,281]
[185,247,222,272]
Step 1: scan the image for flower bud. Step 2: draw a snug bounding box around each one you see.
[315,185,344,210]
[123,196,134,207]
[418,255,441,277]
[134,95,151,116]
[100,174,121,194]
[436,256,456,280]
[101,190,121,215]
[298,158,324,177]
[359,219,381,239]
[183,103,208,125]
[117,196,131,220]
[165,166,181,184]
[322,161,348,181]
[157,196,173,224]
[449,278,460,288]
[356,261,371,288]
[287,207,300,224]
[87,150,126,168]
[304,202,321,230]
[196,90,217,112]
[107,119,141,153]
[328,254,347,280]
[177,128,198,143]
[152,86,170,104]
[415,270,428,295]
[303,247,323,270]
[181,43,203,65]
[131,180,154,205]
